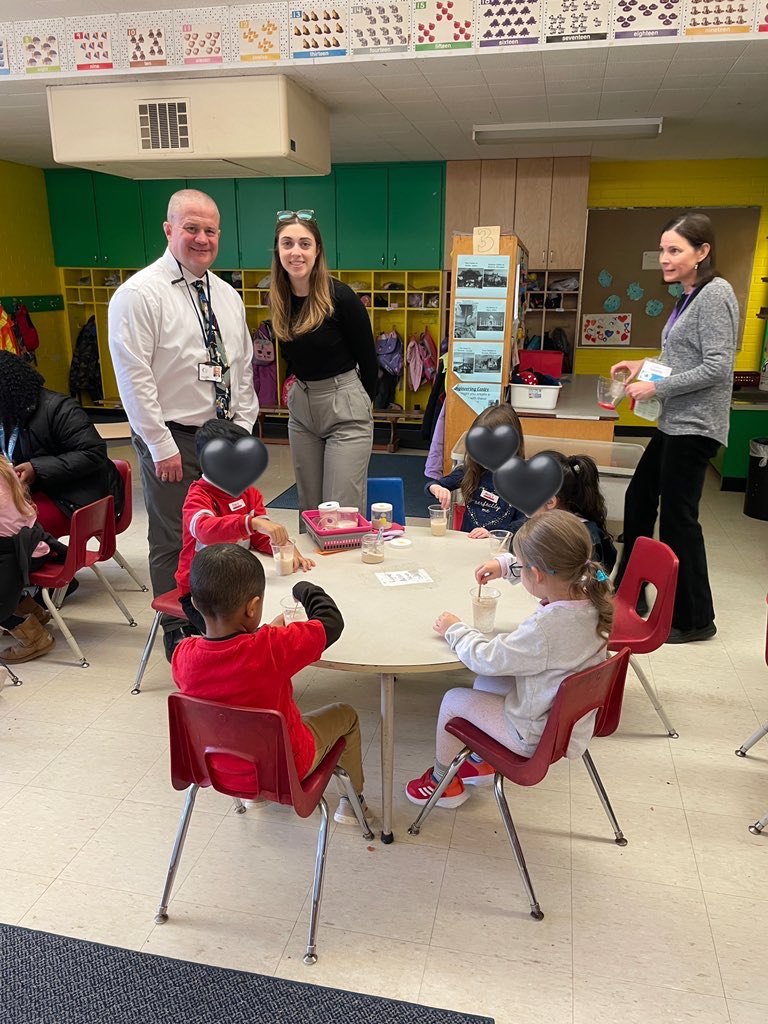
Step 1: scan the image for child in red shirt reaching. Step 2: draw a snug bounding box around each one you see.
[172,543,373,827]
[176,419,314,635]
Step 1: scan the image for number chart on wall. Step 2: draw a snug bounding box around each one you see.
[67,16,117,71]
[543,0,610,41]
[231,3,286,60]
[118,14,174,68]
[15,19,69,73]
[290,3,349,57]
[350,0,410,54]
[414,0,474,50]
[0,26,11,74]
[475,0,541,46]
[174,7,231,65]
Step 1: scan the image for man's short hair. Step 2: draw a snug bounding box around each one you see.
[166,189,219,223]
[189,544,265,618]
[195,418,251,459]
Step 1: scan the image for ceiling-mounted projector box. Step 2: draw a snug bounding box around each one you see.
[47,76,330,179]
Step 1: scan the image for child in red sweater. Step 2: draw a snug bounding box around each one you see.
[172,543,372,827]
[176,419,314,635]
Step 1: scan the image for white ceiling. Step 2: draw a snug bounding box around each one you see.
[1,2,767,168]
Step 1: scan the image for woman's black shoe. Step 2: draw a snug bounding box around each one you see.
[665,623,717,644]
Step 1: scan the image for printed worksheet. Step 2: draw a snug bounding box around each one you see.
[376,569,434,587]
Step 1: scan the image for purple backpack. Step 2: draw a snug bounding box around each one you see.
[376,329,404,378]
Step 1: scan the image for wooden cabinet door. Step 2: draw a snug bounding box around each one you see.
[387,162,443,269]
[335,165,388,270]
[193,179,240,268]
[547,157,590,269]
[443,161,480,269]
[140,180,186,263]
[92,174,146,267]
[237,178,286,269]
[479,159,516,234]
[44,169,100,266]
[513,158,553,271]
[285,171,337,269]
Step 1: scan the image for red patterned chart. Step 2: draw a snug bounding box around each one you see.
[414,0,474,51]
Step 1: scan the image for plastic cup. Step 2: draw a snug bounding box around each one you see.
[597,375,627,410]
[361,533,385,564]
[280,595,307,623]
[488,530,511,555]
[429,504,448,537]
[270,541,295,576]
[471,587,500,633]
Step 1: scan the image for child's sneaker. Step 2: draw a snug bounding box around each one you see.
[405,767,469,808]
[458,758,495,786]
[334,795,379,830]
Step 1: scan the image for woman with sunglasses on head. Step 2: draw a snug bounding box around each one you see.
[610,212,738,644]
[269,210,377,521]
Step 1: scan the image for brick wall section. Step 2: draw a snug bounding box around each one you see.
[0,159,70,393]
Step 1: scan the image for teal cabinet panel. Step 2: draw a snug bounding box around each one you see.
[140,180,186,262]
[335,165,388,270]
[193,179,240,268]
[284,172,337,269]
[387,163,444,270]
[44,169,100,267]
[237,178,286,269]
[92,174,146,267]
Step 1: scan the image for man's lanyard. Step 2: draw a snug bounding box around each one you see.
[0,424,20,461]
[173,260,218,351]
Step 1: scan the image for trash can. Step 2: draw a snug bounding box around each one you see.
[743,437,768,521]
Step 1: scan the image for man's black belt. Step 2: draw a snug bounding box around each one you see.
[165,421,199,435]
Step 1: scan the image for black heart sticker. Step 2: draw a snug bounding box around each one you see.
[493,454,564,518]
[465,424,521,472]
[199,437,269,497]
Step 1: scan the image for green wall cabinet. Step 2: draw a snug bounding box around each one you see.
[387,163,444,270]
[139,179,186,262]
[45,170,101,267]
[193,179,240,268]
[285,172,337,270]
[335,165,389,269]
[237,178,286,269]
[91,174,146,267]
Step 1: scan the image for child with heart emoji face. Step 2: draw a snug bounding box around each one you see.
[425,405,527,539]
[405,510,614,809]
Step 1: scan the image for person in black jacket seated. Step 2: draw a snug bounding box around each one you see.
[0,352,123,539]
[268,211,378,521]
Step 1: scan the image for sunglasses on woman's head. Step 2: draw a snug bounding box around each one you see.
[276,209,316,223]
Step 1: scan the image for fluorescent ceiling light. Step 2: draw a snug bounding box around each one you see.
[472,118,663,144]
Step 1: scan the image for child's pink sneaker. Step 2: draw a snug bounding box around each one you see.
[458,758,495,786]
[405,767,469,808]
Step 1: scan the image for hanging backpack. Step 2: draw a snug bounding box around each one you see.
[251,320,275,365]
[14,304,40,353]
[418,326,437,384]
[69,315,103,401]
[546,327,572,373]
[375,329,403,379]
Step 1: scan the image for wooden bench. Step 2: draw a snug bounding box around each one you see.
[255,407,424,453]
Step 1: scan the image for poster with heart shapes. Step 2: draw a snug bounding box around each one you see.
[581,313,632,346]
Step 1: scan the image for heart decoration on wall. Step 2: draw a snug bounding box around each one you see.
[200,436,269,497]
[466,424,564,517]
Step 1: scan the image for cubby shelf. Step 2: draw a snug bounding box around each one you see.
[58,265,445,420]
[522,269,582,371]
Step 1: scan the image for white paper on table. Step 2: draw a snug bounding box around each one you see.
[375,569,434,587]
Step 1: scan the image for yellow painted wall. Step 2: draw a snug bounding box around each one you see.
[578,158,768,426]
[0,159,70,393]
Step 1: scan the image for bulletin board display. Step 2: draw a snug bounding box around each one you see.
[580,206,760,349]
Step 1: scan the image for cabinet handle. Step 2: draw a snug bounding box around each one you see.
[549,250,554,264]
[541,250,546,265]
[392,253,397,266]
[104,255,109,264]
[381,253,386,266]
[93,255,98,264]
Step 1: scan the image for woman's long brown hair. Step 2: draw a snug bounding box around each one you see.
[461,403,526,506]
[0,456,35,516]
[268,216,334,342]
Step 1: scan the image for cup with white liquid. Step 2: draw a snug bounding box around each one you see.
[271,541,295,577]
[280,595,307,623]
[429,504,448,537]
[470,587,501,633]
[488,530,511,555]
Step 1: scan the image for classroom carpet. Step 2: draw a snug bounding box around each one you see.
[0,924,494,1024]
[267,452,434,518]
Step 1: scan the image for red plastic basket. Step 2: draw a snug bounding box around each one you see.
[301,511,404,551]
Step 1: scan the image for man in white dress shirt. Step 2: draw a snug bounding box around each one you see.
[108,189,258,659]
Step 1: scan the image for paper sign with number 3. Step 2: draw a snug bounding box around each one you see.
[473,226,501,255]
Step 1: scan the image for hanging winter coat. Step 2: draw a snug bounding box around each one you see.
[406,335,423,392]
[69,316,103,401]
[418,326,438,384]
[14,304,40,353]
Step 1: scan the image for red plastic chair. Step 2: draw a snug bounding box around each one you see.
[155,693,374,964]
[609,536,679,738]
[28,496,137,667]
[735,593,768,836]
[131,588,186,695]
[109,460,149,592]
[408,648,632,920]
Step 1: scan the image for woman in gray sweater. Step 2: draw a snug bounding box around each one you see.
[611,212,738,644]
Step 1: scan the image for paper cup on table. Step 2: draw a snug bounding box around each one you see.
[271,541,295,576]
[429,504,448,537]
[470,587,500,633]
[280,595,306,623]
[488,530,511,555]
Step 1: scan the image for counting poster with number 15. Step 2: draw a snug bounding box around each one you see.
[414,0,473,50]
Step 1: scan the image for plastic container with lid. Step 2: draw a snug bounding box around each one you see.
[317,501,340,530]
[370,502,393,530]
[337,506,360,529]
